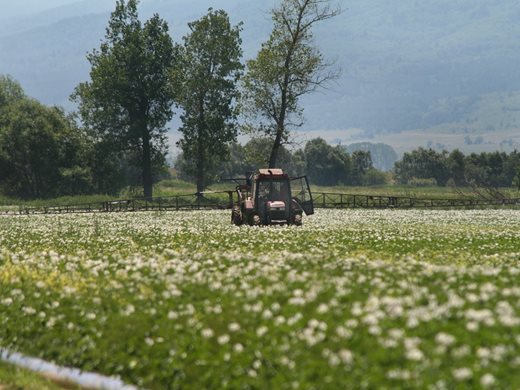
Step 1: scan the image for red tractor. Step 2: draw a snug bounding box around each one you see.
[230,169,314,226]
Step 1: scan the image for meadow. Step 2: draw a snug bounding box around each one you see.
[0,209,519,389]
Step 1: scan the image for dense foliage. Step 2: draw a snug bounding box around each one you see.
[394,147,520,188]
[0,76,93,199]
[1,210,519,388]
[174,9,243,193]
[175,137,385,186]
[72,0,177,198]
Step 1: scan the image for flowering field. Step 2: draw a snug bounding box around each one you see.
[1,209,519,389]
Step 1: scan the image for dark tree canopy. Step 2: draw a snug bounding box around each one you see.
[304,137,350,186]
[174,8,243,193]
[72,0,176,198]
[0,97,90,198]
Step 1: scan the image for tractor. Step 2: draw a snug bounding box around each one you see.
[229,168,314,226]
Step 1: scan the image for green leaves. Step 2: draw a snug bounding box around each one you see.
[72,0,177,198]
[175,9,244,192]
[0,96,90,198]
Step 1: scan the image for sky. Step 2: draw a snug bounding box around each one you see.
[0,0,80,19]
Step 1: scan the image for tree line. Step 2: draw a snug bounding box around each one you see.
[394,147,520,189]
[175,137,387,187]
[176,139,520,190]
[0,0,340,199]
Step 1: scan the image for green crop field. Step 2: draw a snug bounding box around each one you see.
[1,209,519,389]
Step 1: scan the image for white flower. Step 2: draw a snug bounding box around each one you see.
[452,345,470,358]
[406,348,424,361]
[201,328,214,338]
[228,322,241,332]
[328,354,340,366]
[35,280,45,289]
[387,369,411,380]
[122,304,135,316]
[217,334,230,345]
[256,326,268,337]
[317,303,329,314]
[338,349,353,365]
[262,309,273,319]
[477,347,490,360]
[233,343,244,353]
[452,367,472,381]
[480,373,495,387]
[388,328,404,339]
[435,332,455,347]
[22,307,36,315]
[274,316,286,326]
[336,326,352,339]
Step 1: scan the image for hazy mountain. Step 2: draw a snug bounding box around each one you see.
[1,0,520,153]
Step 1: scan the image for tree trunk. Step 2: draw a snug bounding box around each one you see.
[269,126,284,168]
[142,130,153,199]
[196,138,205,195]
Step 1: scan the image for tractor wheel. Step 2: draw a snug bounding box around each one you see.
[232,206,243,226]
[292,213,303,226]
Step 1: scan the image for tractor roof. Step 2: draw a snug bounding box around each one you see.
[257,168,287,178]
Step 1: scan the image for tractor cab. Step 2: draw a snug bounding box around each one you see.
[254,169,292,224]
[230,168,314,226]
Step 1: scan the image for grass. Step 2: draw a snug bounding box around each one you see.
[0,361,81,390]
[0,195,115,208]
[2,178,519,209]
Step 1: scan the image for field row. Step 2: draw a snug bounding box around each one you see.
[1,210,519,388]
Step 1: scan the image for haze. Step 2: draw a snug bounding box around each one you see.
[1,0,519,154]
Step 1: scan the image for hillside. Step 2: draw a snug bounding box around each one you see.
[1,0,520,153]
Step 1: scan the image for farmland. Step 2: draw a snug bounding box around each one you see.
[1,209,520,389]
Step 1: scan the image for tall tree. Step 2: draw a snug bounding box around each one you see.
[351,150,373,185]
[242,0,339,168]
[394,148,450,186]
[174,9,243,193]
[0,99,91,198]
[304,137,349,186]
[72,0,176,198]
